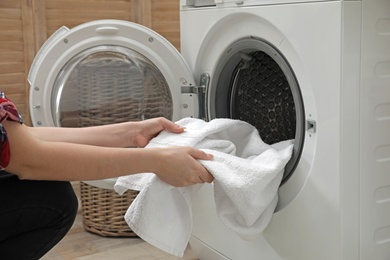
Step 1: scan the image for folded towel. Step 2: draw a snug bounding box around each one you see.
[114,117,293,257]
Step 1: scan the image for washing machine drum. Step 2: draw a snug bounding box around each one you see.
[230,51,296,145]
[211,38,305,182]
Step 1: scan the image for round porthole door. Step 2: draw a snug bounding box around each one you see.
[29,20,198,128]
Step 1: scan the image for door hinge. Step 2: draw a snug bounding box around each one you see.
[181,73,210,121]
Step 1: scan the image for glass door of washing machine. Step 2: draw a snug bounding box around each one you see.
[29,20,199,129]
[52,46,174,127]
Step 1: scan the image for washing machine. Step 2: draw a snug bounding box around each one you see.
[28,0,390,259]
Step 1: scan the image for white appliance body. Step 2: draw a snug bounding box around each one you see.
[179,0,390,260]
[27,0,390,259]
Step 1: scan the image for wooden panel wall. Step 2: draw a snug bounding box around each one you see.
[0,0,35,125]
[32,0,138,50]
[140,0,181,50]
[0,0,180,126]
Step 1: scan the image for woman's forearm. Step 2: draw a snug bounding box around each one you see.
[3,120,213,186]
[27,117,185,148]
[28,122,137,147]
[12,141,156,181]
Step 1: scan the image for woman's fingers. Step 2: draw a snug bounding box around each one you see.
[189,148,214,161]
[187,148,214,183]
[153,146,214,186]
[157,117,185,134]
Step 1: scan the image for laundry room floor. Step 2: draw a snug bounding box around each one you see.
[41,182,198,260]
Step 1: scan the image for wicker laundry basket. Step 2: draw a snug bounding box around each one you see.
[80,181,139,237]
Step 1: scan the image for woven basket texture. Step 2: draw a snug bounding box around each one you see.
[80,181,139,237]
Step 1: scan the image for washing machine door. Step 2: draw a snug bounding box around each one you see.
[28,20,198,128]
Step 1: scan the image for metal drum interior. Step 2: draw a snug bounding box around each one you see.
[51,45,173,128]
[211,38,305,184]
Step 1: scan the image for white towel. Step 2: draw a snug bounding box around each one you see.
[114,118,293,257]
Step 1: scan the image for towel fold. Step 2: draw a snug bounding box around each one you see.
[114,117,293,257]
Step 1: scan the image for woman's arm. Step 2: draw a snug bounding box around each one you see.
[28,117,185,148]
[3,120,213,187]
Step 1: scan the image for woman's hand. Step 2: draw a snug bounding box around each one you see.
[151,146,214,187]
[131,117,185,147]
